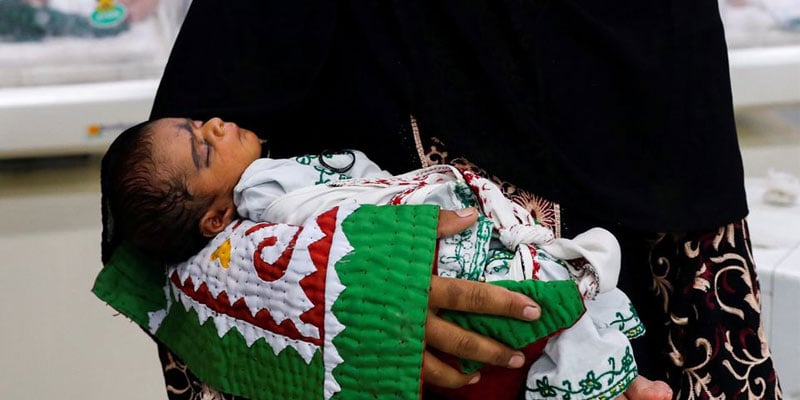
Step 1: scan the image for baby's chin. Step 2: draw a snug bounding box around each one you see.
[240,128,266,159]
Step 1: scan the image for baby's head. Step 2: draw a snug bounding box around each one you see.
[101,117,262,264]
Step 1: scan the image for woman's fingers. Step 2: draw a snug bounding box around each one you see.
[422,350,481,389]
[437,208,478,238]
[426,208,540,389]
[426,313,526,369]
[429,275,541,321]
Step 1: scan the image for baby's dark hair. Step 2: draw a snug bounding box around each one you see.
[100,120,215,265]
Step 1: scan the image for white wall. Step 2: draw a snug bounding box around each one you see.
[0,162,165,400]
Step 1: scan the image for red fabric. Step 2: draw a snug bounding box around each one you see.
[428,338,548,400]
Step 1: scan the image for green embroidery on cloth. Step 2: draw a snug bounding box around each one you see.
[527,346,637,400]
[293,154,350,183]
[485,248,515,277]
[610,303,645,340]
[438,181,492,280]
[439,215,493,281]
[452,181,478,208]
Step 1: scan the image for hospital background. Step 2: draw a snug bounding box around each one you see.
[0,0,798,398]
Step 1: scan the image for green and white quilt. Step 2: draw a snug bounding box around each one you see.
[93,204,585,400]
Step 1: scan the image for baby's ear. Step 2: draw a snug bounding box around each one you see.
[200,206,235,237]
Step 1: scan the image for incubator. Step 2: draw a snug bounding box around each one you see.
[0,0,795,159]
[0,0,190,158]
[721,0,800,107]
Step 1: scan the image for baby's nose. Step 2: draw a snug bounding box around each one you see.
[203,117,226,138]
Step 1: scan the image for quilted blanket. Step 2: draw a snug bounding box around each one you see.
[93,204,584,400]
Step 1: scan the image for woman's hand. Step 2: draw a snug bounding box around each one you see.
[425,209,542,388]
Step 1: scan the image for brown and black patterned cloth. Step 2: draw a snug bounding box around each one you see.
[157,341,237,400]
[649,222,779,398]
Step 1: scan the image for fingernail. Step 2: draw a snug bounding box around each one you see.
[508,354,525,368]
[456,208,476,217]
[468,374,481,385]
[523,305,540,320]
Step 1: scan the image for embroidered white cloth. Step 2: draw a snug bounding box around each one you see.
[233,151,644,399]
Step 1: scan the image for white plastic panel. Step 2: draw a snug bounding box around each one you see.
[0,79,157,158]
[0,0,189,159]
[720,0,800,107]
[730,45,800,107]
[746,177,800,399]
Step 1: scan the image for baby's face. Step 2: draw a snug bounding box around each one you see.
[150,117,262,206]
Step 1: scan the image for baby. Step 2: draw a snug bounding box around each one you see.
[102,117,672,400]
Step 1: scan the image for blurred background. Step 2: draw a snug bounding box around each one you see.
[0,0,798,399]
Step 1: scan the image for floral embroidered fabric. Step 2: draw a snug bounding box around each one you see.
[650,221,781,399]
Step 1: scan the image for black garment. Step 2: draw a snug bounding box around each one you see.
[149,3,777,398]
[151,0,747,233]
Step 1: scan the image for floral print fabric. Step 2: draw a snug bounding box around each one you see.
[650,221,781,399]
